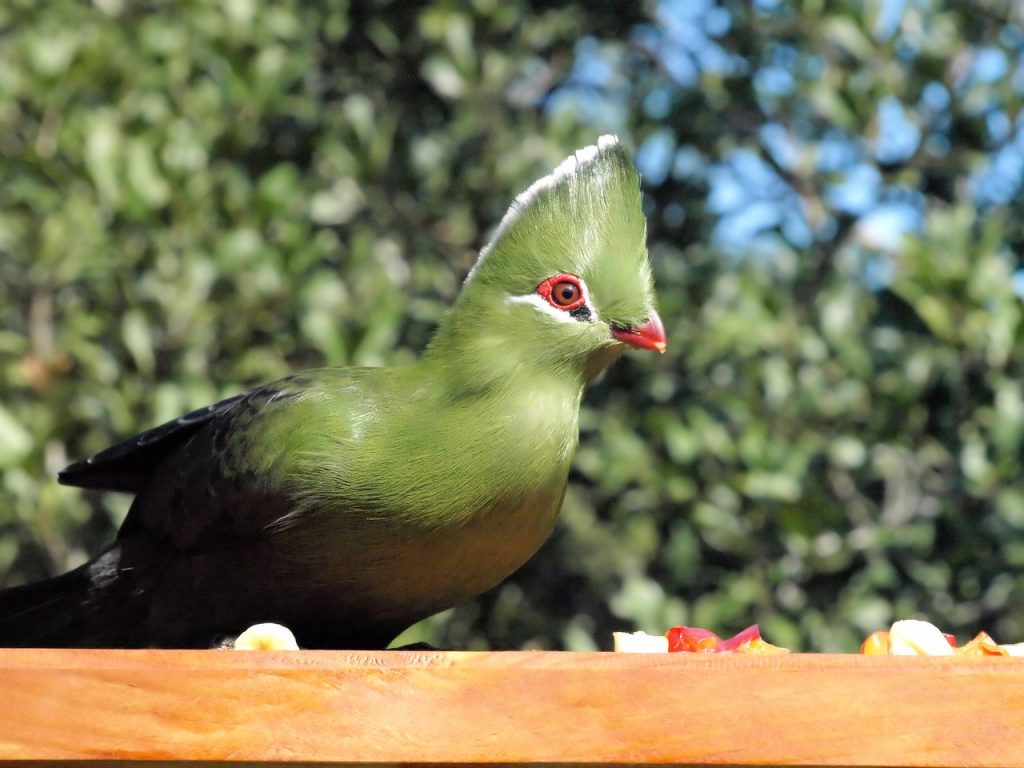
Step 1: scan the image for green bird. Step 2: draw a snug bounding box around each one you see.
[0,136,664,648]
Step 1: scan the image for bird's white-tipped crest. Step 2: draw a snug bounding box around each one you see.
[468,135,623,280]
[513,134,620,216]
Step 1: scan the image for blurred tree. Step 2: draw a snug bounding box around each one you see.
[1,0,1022,650]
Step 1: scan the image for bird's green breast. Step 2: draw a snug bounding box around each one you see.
[249,365,583,626]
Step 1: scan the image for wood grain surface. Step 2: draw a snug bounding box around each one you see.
[0,649,1022,766]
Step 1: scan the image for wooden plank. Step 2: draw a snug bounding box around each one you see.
[0,649,1022,766]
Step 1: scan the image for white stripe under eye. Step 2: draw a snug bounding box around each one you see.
[506,283,599,323]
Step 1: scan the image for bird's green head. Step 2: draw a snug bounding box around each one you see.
[431,136,664,384]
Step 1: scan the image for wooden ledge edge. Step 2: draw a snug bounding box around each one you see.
[1,650,1023,766]
[2,647,1024,668]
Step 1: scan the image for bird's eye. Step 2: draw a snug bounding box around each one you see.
[552,281,580,306]
[537,273,586,311]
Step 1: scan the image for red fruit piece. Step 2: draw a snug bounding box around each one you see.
[665,624,766,653]
[721,625,763,652]
[666,626,723,653]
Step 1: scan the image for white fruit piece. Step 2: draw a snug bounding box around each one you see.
[612,630,669,653]
[233,622,300,650]
[888,619,954,656]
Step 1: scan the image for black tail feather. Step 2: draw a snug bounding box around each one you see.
[0,565,96,647]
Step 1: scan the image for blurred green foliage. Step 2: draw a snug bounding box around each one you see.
[2,0,1023,651]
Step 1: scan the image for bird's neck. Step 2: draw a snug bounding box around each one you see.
[421,317,620,400]
[353,329,587,533]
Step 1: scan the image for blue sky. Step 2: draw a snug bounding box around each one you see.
[543,0,1024,290]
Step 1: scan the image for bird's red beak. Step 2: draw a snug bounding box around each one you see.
[611,310,667,353]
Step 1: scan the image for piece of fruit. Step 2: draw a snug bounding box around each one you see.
[612,630,669,653]
[860,630,890,655]
[887,619,955,656]
[665,626,722,653]
[665,624,789,655]
[233,622,299,650]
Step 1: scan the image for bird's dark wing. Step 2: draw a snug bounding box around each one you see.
[58,383,296,494]
[59,370,358,551]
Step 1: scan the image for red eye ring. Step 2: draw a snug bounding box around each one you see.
[537,273,586,311]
